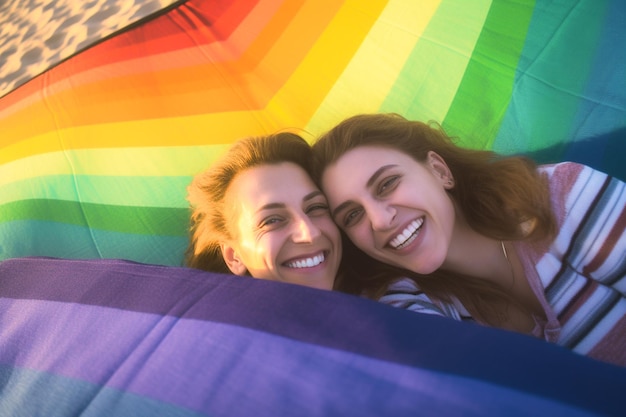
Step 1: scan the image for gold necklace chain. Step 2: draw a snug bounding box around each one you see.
[501,241,516,290]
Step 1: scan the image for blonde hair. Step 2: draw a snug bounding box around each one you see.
[186,132,315,272]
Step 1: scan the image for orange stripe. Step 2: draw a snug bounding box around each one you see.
[0,0,283,118]
[1,0,385,160]
[1,0,337,147]
[0,111,276,166]
[267,0,389,130]
[0,0,292,115]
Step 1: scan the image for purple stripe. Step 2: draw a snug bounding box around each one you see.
[0,257,212,315]
[0,299,592,417]
[2,257,626,415]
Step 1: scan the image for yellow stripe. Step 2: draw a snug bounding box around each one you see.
[0,110,291,166]
[0,143,234,186]
[265,0,389,131]
[305,0,442,134]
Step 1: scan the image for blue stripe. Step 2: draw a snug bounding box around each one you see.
[563,0,626,174]
[567,177,621,269]
[0,220,187,266]
[545,174,611,298]
[0,365,204,417]
[560,285,622,348]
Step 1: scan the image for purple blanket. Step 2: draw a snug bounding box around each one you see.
[1,257,625,416]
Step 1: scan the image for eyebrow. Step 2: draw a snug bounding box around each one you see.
[331,164,397,219]
[367,164,397,188]
[255,191,324,214]
[331,201,353,220]
[303,190,324,202]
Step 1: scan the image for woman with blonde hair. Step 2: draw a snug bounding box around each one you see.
[312,113,626,366]
[187,132,344,291]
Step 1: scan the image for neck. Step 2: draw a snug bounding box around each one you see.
[442,212,512,288]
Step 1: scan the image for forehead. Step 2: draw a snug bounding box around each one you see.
[226,162,318,208]
[325,145,412,178]
[336,145,411,166]
[321,145,422,204]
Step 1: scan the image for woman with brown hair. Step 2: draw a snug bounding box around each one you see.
[312,113,626,366]
[186,132,343,291]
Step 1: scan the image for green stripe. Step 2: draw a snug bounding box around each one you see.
[442,0,535,150]
[1,199,189,236]
[381,0,491,123]
[0,175,192,208]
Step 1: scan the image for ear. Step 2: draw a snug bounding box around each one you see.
[220,242,248,276]
[426,151,455,189]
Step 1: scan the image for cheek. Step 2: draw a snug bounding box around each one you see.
[436,192,457,226]
[241,229,274,256]
[315,217,341,240]
[344,224,374,251]
[262,234,284,256]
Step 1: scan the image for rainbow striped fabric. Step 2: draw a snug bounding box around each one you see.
[2,2,626,415]
[1,0,625,265]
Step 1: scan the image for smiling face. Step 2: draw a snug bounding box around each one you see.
[321,145,456,274]
[221,162,341,290]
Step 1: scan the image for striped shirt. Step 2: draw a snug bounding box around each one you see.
[380,162,626,366]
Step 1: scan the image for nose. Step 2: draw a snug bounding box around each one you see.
[367,201,396,231]
[291,215,322,243]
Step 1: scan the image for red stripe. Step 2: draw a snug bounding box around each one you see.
[583,203,626,276]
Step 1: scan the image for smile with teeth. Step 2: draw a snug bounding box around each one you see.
[285,252,326,269]
[389,218,424,249]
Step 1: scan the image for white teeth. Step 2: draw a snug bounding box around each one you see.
[286,253,325,269]
[389,219,424,249]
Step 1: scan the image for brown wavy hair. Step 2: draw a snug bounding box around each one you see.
[312,113,557,324]
[186,132,316,273]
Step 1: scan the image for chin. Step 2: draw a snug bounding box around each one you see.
[299,281,331,291]
[406,259,444,275]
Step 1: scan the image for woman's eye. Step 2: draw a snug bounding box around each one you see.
[260,216,283,228]
[379,176,399,194]
[343,208,363,227]
[306,203,329,215]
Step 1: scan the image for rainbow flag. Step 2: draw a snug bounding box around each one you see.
[1,0,625,265]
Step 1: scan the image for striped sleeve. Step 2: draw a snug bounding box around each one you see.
[379,278,464,320]
[545,163,626,296]
[538,163,626,364]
